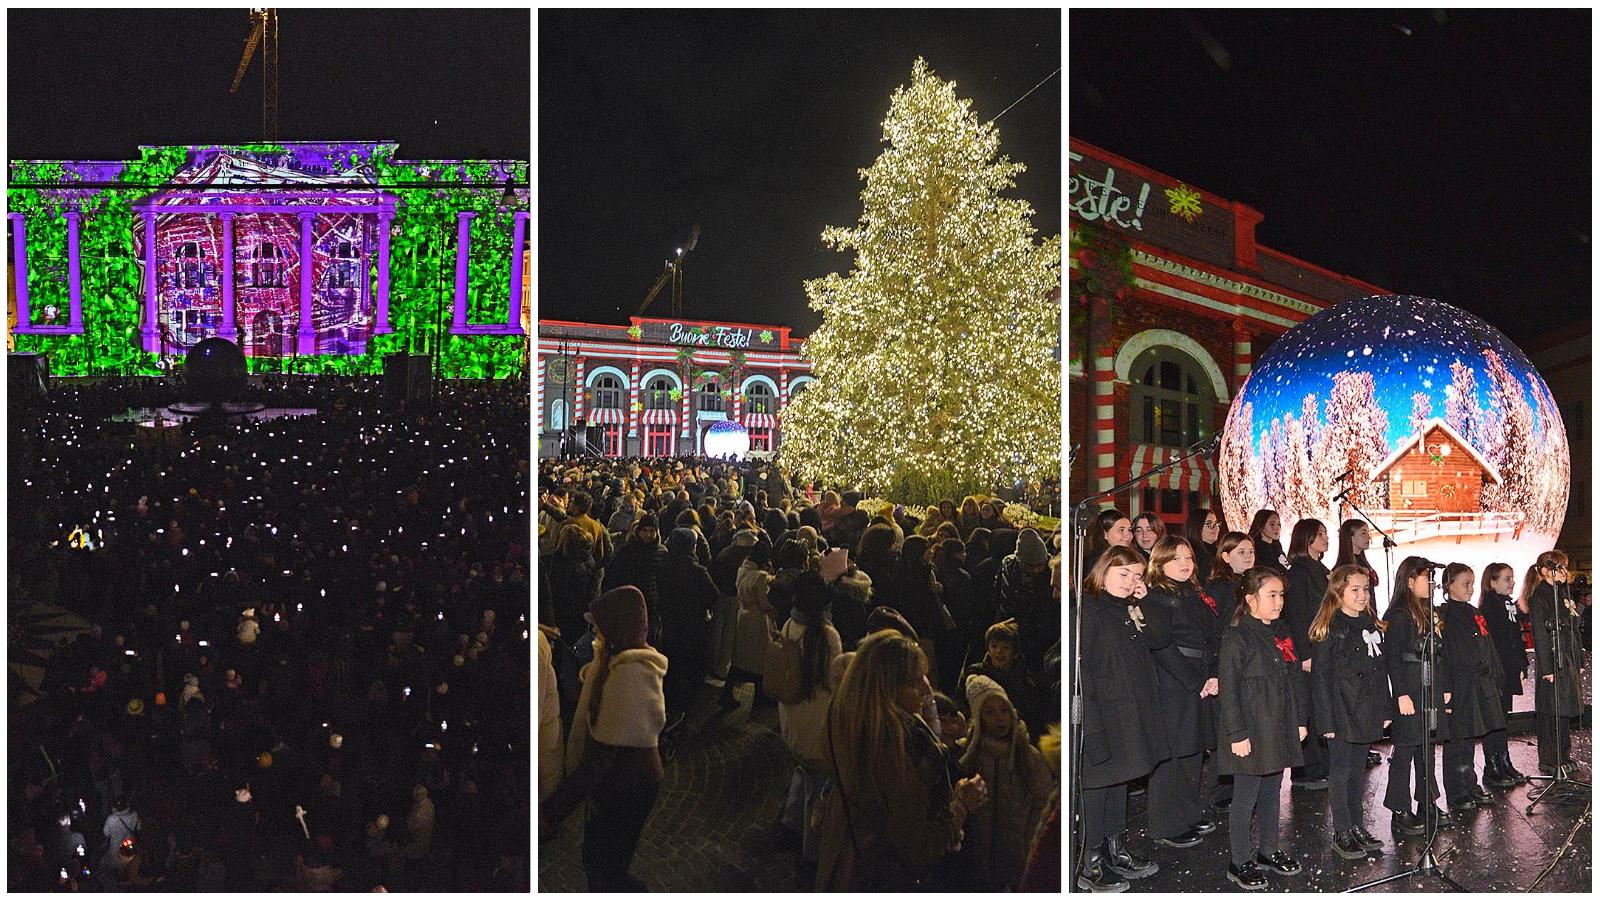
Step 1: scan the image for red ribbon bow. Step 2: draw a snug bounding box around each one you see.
[1199,588,1219,616]
[1274,635,1298,663]
[1474,613,1488,636]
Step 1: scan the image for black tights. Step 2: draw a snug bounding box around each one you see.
[1229,770,1283,866]
[1327,740,1367,831]
[1080,783,1128,863]
[1384,743,1441,815]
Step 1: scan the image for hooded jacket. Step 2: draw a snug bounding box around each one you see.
[732,560,776,673]
[958,677,1053,890]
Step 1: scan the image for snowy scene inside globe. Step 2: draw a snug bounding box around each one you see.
[1218,295,1570,589]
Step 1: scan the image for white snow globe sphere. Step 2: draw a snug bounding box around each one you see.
[1217,295,1569,591]
[703,420,751,461]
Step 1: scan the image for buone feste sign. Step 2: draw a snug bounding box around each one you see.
[1069,145,1236,270]
[667,322,754,348]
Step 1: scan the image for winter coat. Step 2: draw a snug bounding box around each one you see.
[1192,541,1217,590]
[999,555,1056,668]
[1254,537,1289,575]
[1439,599,1506,739]
[1142,583,1214,756]
[1529,583,1583,717]
[1310,611,1392,744]
[1079,591,1169,789]
[1204,576,1241,627]
[602,539,668,630]
[732,561,776,673]
[958,734,1053,890]
[537,630,562,800]
[895,562,947,640]
[1479,590,1527,698]
[777,616,842,765]
[1381,602,1451,746]
[816,710,961,891]
[546,554,598,637]
[1284,556,1329,667]
[544,646,670,829]
[655,555,719,668]
[101,810,140,871]
[1217,614,1306,776]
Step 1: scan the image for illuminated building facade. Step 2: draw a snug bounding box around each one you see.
[537,317,812,458]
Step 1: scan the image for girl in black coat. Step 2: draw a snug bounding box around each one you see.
[1217,567,1307,890]
[1201,531,1256,811]
[1082,509,1133,575]
[1247,510,1289,576]
[1381,557,1454,835]
[1284,519,1330,787]
[1522,551,1583,775]
[1437,563,1504,811]
[1076,546,1169,892]
[1333,518,1385,771]
[1477,563,1530,785]
[1185,506,1222,591]
[1132,513,1165,563]
[1141,537,1220,849]
[1309,564,1391,859]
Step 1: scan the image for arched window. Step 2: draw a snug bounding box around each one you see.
[330,239,359,288]
[645,375,675,410]
[1130,346,1215,449]
[254,242,285,288]
[549,399,568,433]
[790,380,811,399]
[178,242,206,289]
[746,380,774,414]
[698,373,724,413]
[592,373,623,410]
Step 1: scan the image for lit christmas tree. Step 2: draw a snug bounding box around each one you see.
[780,59,1061,503]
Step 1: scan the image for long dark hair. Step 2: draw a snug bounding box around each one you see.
[1385,556,1436,635]
[1478,562,1514,609]
[1517,549,1568,612]
[1185,506,1218,550]
[792,571,835,700]
[1333,518,1372,570]
[1247,509,1279,543]
[1091,508,1130,556]
[1230,566,1285,626]
[1209,531,1251,582]
[1287,518,1325,561]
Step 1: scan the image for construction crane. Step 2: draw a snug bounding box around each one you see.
[229,8,280,141]
[636,225,700,319]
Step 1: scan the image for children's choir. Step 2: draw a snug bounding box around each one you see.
[1076,508,1581,893]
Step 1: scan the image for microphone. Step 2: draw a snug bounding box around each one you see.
[1417,559,1450,570]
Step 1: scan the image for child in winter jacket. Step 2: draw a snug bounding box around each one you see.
[960,619,1039,730]
[958,675,1053,890]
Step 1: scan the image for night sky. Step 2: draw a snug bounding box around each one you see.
[1069,9,1590,348]
[538,10,1061,332]
[6,10,529,161]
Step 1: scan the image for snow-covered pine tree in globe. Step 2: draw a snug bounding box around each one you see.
[781,58,1061,504]
[1408,391,1432,436]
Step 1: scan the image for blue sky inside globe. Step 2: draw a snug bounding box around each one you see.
[1237,295,1554,451]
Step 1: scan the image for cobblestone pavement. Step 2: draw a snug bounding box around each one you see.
[538,682,805,892]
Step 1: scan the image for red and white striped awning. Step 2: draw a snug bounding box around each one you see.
[1124,442,1216,492]
[587,407,625,425]
[743,412,777,430]
[642,408,677,425]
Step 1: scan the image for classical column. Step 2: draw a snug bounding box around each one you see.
[296,211,316,355]
[8,214,29,333]
[140,210,159,352]
[374,208,393,334]
[218,211,237,341]
[1232,318,1253,396]
[507,211,529,334]
[452,212,475,330]
[63,211,83,331]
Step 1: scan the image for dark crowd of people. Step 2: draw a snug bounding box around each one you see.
[1076,505,1588,892]
[8,376,531,892]
[537,455,1063,891]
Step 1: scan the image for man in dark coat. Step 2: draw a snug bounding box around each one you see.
[656,527,720,726]
[1528,578,1583,774]
[1438,595,1503,809]
[602,515,668,642]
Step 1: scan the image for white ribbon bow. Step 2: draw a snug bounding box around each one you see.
[1362,629,1382,658]
[1128,605,1147,632]
[1505,599,1518,622]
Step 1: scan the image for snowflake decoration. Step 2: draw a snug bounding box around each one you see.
[627,324,643,340]
[758,330,774,344]
[1165,183,1203,223]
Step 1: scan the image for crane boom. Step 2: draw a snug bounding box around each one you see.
[228,9,279,140]
[229,19,263,94]
[634,224,701,318]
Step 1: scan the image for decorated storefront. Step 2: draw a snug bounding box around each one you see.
[6,142,529,377]
[537,316,812,459]
[1068,138,1388,527]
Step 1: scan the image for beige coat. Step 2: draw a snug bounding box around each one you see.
[731,561,775,673]
[776,617,842,765]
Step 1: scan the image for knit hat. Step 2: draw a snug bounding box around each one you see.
[965,673,1011,722]
[735,500,755,520]
[667,527,699,557]
[820,547,850,583]
[590,586,649,650]
[1016,528,1049,566]
[866,605,918,640]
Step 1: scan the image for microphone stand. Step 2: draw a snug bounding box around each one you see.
[1334,481,1397,601]
[1069,431,1219,880]
[1348,572,1460,892]
[1525,575,1590,813]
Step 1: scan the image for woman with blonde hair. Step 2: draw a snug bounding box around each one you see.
[816,630,988,891]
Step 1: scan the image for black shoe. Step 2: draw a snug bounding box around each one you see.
[1227,860,1268,891]
[1470,786,1494,807]
[1448,796,1478,812]
[1333,829,1368,860]
[1423,806,1456,829]
[1211,795,1233,811]
[1499,753,1532,784]
[1483,756,1519,788]
[1256,849,1302,876]
[1390,810,1425,836]
[1191,816,1218,836]
[1103,834,1158,880]
[1351,825,1384,851]
[1077,849,1131,893]
[1154,828,1202,849]
[1366,750,1383,768]
[1292,777,1329,790]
